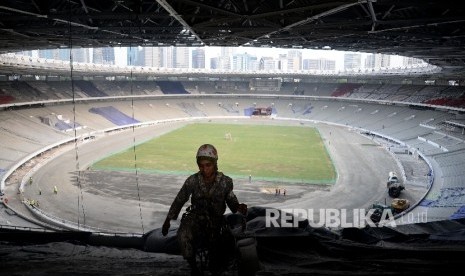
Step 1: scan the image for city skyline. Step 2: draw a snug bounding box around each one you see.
[19,46,421,72]
[116,46,408,70]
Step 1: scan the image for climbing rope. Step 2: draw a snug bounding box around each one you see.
[68,1,86,229]
[129,42,146,234]
[65,1,145,236]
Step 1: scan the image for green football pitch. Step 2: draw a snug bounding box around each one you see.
[91,123,336,184]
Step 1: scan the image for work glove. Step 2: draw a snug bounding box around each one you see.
[237,203,248,216]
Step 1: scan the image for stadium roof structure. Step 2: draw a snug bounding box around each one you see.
[0,0,465,78]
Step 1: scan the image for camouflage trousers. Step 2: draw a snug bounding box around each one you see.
[177,211,235,270]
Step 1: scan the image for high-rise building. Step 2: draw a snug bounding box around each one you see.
[58,49,69,61]
[365,54,375,69]
[303,59,318,70]
[323,59,336,71]
[378,54,390,68]
[232,52,257,71]
[218,47,233,70]
[278,54,288,71]
[39,49,57,59]
[163,47,174,68]
[127,47,145,66]
[144,47,162,67]
[210,57,219,69]
[70,48,90,63]
[93,47,115,65]
[303,58,335,71]
[192,48,205,68]
[287,50,302,70]
[344,53,361,70]
[174,47,189,68]
[365,54,390,69]
[402,56,425,66]
[259,57,277,70]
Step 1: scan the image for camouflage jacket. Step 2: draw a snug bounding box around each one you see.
[166,171,240,220]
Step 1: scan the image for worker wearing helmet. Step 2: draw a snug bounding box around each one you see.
[162,144,247,275]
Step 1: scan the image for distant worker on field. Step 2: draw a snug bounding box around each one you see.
[53,185,58,194]
[162,144,247,275]
[29,177,33,185]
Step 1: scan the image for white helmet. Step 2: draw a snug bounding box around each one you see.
[196,144,218,161]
